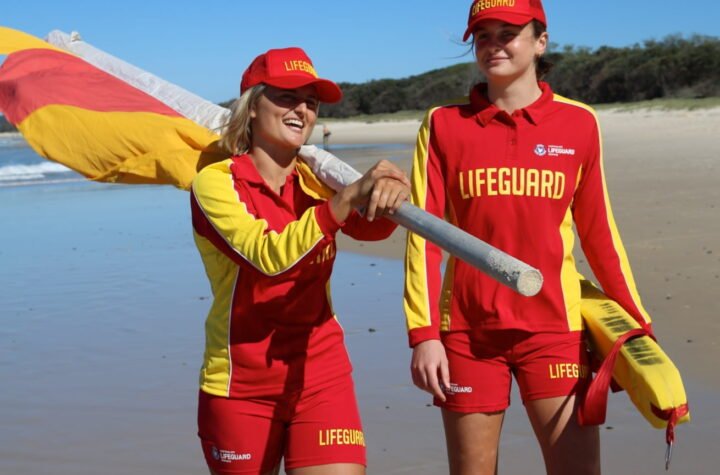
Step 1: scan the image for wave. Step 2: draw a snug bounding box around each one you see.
[0,161,75,183]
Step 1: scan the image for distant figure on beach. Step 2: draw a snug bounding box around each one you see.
[190,47,409,475]
[322,123,332,149]
[404,1,653,474]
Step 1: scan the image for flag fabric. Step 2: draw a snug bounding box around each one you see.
[44,30,231,133]
[0,27,227,189]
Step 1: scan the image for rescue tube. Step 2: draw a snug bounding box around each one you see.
[579,279,690,439]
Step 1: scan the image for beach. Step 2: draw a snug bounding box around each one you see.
[1,107,719,474]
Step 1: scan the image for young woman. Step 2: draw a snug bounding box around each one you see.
[404,1,652,474]
[191,47,410,475]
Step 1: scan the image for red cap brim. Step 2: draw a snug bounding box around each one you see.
[463,12,535,41]
[263,76,343,104]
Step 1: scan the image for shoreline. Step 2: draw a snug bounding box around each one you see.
[0,131,22,138]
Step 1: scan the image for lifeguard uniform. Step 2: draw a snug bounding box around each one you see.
[404,82,651,411]
[192,154,395,472]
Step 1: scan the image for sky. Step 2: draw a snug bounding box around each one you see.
[3,0,719,103]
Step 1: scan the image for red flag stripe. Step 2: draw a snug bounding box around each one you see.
[0,48,182,124]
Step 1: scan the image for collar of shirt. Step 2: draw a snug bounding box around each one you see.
[229,153,333,204]
[469,81,554,127]
[229,153,302,214]
[230,153,298,187]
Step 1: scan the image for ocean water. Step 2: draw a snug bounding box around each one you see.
[0,135,84,187]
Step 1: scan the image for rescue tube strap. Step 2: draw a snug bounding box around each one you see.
[653,403,689,470]
[578,328,649,426]
[652,403,690,445]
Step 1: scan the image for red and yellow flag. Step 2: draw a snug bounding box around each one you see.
[0,27,226,189]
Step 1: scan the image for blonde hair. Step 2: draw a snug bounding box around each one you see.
[219,84,266,156]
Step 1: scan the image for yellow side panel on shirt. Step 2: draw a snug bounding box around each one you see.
[194,233,237,395]
[559,206,583,331]
[404,108,435,331]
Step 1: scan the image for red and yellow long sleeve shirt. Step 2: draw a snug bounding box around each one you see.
[191,154,396,397]
[404,82,651,347]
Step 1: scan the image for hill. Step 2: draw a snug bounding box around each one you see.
[317,34,720,118]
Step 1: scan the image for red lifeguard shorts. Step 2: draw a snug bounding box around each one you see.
[198,375,366,474]
[438,330,591,413]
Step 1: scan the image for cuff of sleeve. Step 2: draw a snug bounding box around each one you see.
[315,201,344,236]
[363,214,399,232]
[408,327,441,348]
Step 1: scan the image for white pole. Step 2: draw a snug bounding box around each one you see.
[299,146,543,297]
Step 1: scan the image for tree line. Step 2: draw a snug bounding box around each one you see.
[320,34,719,117]
[546,35,719,104]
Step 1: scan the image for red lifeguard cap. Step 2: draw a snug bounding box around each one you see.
[463,0,547,41]
[240,47,343,103]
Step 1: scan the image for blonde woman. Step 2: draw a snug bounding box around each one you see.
[192,47,409,475]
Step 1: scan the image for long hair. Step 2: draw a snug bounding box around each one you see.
[532,20,553,81]
[219,84,266,156]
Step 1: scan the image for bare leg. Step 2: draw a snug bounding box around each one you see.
[442,408,505,475]
[525,395,600,475]
[287,463,364,475]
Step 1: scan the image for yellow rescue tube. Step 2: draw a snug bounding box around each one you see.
[580,279,690,429]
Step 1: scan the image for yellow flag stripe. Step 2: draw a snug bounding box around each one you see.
[17,105,224,189]
[0,26,67,55]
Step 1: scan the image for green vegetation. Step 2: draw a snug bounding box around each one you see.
[547,35,719,104]
[322,63,481,118]
[318,34,719,118]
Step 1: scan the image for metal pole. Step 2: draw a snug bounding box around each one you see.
[298,145,543,297]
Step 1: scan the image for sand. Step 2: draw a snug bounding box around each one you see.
[309,120,422,145]
[1,107,719,474]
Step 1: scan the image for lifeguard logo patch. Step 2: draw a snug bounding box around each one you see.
[444,382,474,394]
[212,446,252,463]
[547,144,576,157]
[535,144,576,157]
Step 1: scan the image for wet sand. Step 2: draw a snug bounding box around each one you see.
[1,107,719,474]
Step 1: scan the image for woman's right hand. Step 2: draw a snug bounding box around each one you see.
[411,339,450,402]
[330,159,410,222]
